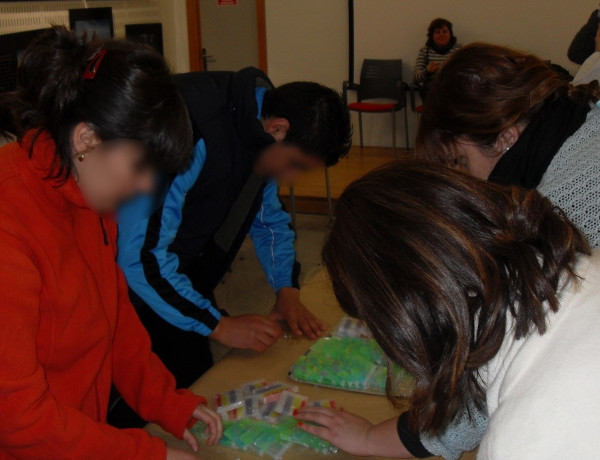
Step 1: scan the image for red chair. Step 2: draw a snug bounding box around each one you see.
[343,59,409,157]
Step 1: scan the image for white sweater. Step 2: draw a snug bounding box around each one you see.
[477,250,600,459]
[422,106,600,460]
[538,103,600,248]
[573,51,600,85]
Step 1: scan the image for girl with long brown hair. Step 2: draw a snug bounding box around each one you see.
[295,159,600,459]
[416,43,600,249]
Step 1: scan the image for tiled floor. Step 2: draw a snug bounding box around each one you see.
[211,213,330,361]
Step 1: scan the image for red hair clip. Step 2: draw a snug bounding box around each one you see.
[83,49,107,80]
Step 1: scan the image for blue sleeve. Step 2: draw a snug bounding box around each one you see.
[117,139,222,336]
[248,180,297,291]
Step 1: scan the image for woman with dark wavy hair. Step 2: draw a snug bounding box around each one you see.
[296,159,600,459]
[416,43,600,249]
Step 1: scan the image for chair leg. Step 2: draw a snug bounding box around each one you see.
[325,167,333,226]
[289,185,297,232]
[358,112,364,149]
[404,107,410,151]
[391,110,397,159]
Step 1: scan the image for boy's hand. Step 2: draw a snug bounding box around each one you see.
[211,314,282,352]
[270,287,327,339]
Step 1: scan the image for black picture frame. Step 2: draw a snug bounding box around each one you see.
[0,28,48,92]
[125,23,164,55]
[69,7,114,40]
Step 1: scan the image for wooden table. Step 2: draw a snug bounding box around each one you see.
[147,271,477,460]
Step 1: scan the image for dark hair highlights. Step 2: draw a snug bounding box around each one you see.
[416,43,600,166]
[0,25,192,179]
[261,82,352,167]
[322,158,590,433]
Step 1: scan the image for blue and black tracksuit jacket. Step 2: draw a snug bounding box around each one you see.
[117,68,298,337]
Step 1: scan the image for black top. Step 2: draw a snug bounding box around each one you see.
[396,411,433,458]
[568,10,600,65]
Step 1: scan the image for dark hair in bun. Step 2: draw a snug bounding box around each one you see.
[1,25,192,178]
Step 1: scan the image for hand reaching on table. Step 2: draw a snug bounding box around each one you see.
[210,314,282,352]
[166,404,223,459]
[295,406,374,456]
[295,407,412,458]
[270,287,327,339]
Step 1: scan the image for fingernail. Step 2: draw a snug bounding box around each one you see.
[293,409,299,416]
[297,422,303,426]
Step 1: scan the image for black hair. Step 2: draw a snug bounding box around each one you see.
[426,18,456,49]
[0,26,192,179]
[261,82,352,167]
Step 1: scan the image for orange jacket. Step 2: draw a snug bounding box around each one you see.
[0,133,205,460]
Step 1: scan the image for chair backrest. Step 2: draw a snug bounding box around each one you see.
[357,59,403,101]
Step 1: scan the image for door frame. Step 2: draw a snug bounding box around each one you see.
[185,0,268,73]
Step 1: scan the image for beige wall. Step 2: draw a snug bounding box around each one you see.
[200,0,259,71]
[264,0,348,90]
[265,0,597,148]
[158,0,191,73]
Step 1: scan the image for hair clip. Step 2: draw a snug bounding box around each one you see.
[83,49,107,80]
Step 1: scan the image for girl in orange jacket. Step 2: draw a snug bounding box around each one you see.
[0,26,221,460]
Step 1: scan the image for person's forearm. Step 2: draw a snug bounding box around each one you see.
[276,286,299,299]
[366,417,414,458]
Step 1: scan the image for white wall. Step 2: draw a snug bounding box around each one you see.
[265,0,597,148]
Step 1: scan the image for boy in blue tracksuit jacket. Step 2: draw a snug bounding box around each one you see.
[114,68,352,406]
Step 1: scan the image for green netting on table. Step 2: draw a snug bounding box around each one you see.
[289,336,413,395]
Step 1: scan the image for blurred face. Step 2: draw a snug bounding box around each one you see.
[433,26,451,47]
[257,116,325,183]
[253,143,324,183]
[71,123,155,213]
[456,141,499,179]
[456,125,524,179]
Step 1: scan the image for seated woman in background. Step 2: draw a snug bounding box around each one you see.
[417,43,600,248]
[412,18,461,102]
[296,159,600,459]
[0,26,221,459]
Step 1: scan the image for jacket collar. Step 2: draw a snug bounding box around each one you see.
[228,67,276,160]
[22,130,91,210]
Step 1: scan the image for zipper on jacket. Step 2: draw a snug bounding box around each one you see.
[99,217,109,246]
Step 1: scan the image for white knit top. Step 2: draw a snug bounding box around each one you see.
[478,250,600,459]
[538,103,600,248]
[422,251,600,459]
[420,103,600,460]
[573,51,600,85]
